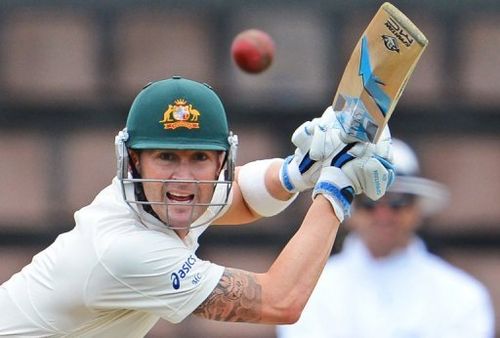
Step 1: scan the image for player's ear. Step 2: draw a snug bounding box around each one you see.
[210,151,225,180]
[128,150,141,173]
[217,151,226,173]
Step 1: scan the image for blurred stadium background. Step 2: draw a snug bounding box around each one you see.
[0,0,499,337]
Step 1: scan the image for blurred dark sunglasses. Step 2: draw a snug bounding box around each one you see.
[356,193,417,211]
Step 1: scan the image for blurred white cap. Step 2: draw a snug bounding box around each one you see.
[388,139,450,216]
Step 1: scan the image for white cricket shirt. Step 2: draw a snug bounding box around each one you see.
[0,177,229,337]
[277,234,495,338]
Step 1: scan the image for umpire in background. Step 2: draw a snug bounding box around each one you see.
[277,138,495,338]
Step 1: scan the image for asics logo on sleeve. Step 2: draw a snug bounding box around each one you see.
[171,254,197,290]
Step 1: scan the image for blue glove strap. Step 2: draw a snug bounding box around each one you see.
[280,155,295,191]
[298,152,315,173]
[330,143,356,167]
[314,181,354,218]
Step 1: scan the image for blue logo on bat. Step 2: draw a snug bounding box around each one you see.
[359,36,391,116]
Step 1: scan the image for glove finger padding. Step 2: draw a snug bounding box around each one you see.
[291,119,318,152]
[340,131,395,200]
[342,156,394,201]
[375,125,392,159]
[317,105,337,134]
[309,107,345,161]
[281,118,322,193]
[340,138,395,201]
[281,107,346,193]
[309,123,341,161]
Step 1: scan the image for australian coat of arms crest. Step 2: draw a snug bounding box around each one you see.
[159,98,200,130]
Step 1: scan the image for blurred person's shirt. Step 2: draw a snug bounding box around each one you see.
[277,234,495,338]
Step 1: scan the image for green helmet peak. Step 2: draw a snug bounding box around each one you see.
[126,76,230,151]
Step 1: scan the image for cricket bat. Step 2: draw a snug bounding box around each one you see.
[333,2,428,143]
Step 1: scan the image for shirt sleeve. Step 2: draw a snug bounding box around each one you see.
[85,230,224,323]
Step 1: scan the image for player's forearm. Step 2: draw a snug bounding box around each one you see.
[194,196,339,324]
[257,195,340,323]
[196,137,393,323]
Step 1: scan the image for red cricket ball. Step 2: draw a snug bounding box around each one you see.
[231,29,275,74]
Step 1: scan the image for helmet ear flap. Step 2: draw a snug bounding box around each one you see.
[115,128,130,180]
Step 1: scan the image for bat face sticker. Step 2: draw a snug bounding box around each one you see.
[382,35,400,52]
[359,36,392,117]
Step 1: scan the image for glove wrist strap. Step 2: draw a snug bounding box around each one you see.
[312,167,354,222]
[279,155,313,193]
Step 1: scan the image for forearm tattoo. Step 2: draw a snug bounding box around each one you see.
[193,268,262,322]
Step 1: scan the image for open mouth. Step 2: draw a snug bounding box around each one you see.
[166,192,195,204]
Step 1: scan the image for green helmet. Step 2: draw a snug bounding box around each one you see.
[126,76,230,151]
[114,76,238,230]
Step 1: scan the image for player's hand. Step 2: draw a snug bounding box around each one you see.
[313,129,394,221]
[279,107,342,193]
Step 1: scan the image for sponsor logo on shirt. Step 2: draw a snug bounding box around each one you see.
[171,254,197,290]
[192,273,202,285]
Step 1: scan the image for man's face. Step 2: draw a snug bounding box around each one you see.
[130,149,223,229]
[347,192,422,258]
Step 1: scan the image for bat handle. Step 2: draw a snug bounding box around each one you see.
[335,106,379,144]
[339,131,363,144]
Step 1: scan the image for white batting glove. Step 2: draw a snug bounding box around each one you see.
[313,129,395,221]
[279,107,343,193]
[340,126,394,200]
[308,106,339,161]
[341,142,395,201]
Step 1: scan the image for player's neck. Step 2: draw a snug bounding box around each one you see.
[175,229,189,239]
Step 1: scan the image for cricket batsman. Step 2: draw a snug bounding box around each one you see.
[0,76,393,336]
